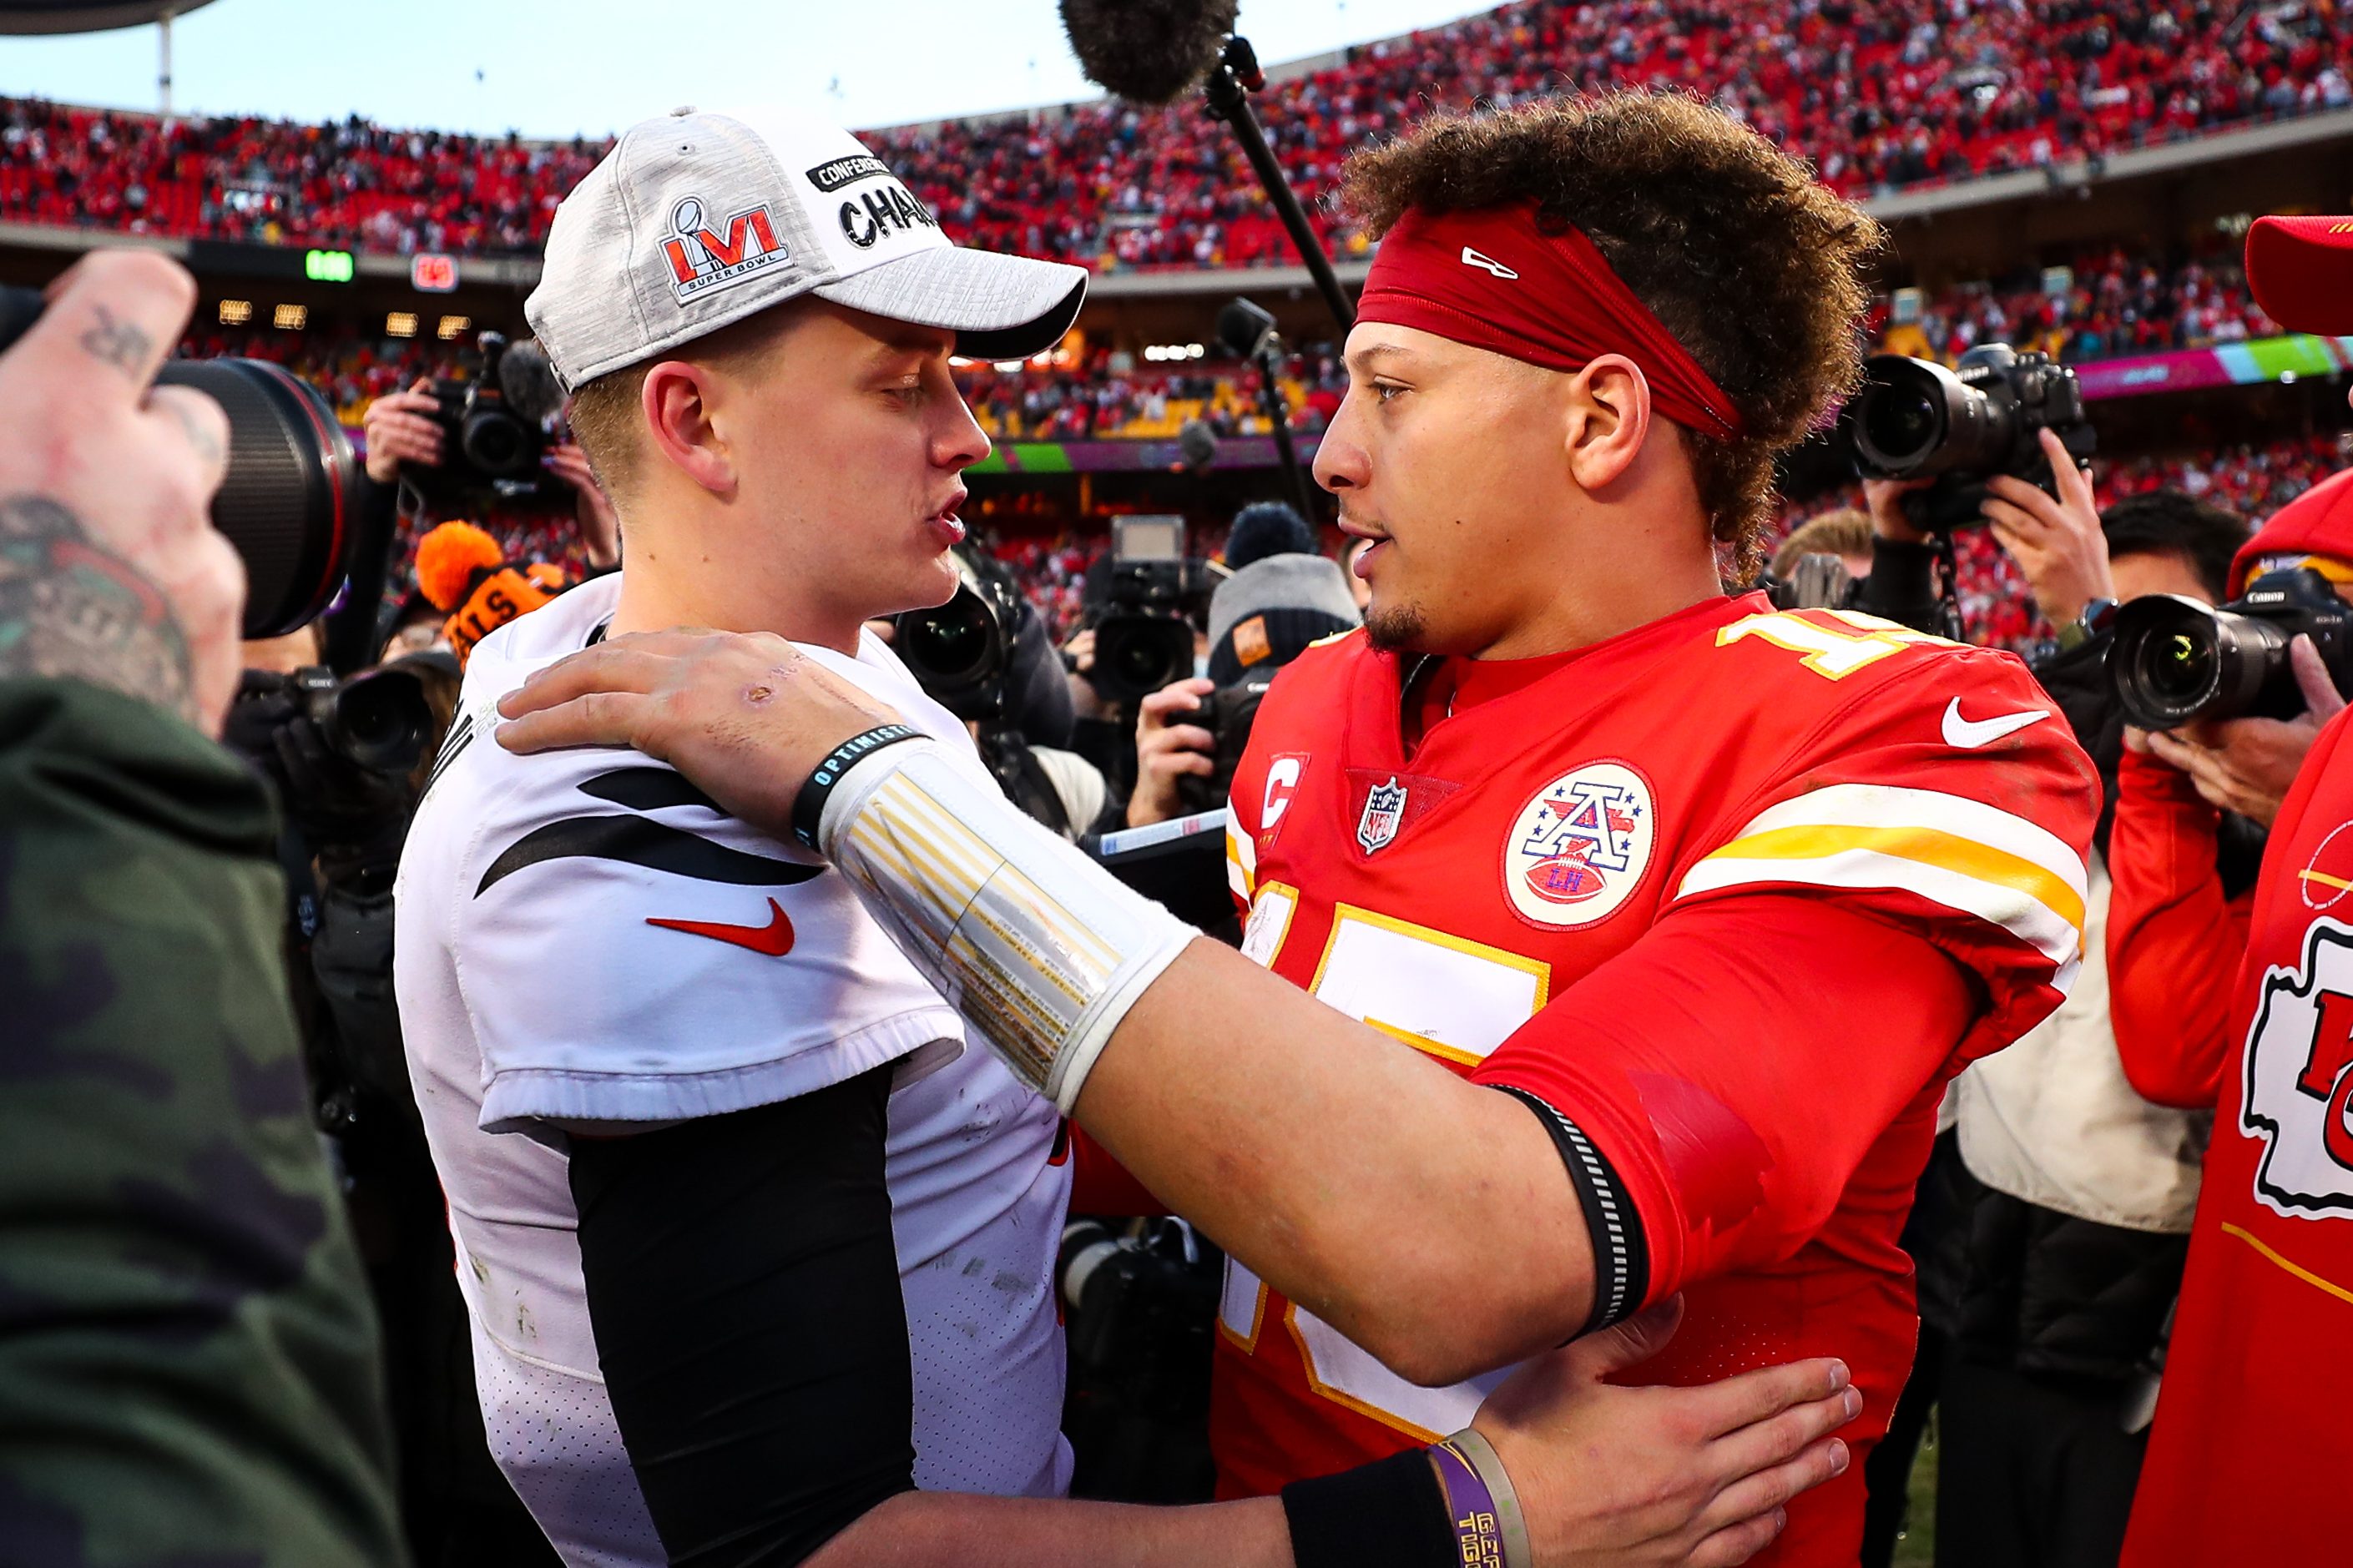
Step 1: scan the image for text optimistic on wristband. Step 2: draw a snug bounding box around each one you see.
[793,723,922,850]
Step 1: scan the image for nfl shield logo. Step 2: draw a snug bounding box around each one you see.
[1357,776,1407,855]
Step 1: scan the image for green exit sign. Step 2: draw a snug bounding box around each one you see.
[304,249,355,284]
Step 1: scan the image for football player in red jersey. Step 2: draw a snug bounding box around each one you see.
[495,93,2099,1565]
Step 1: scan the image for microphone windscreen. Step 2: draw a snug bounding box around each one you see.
[1060,0,1239,104]
[1179,418,1219,470]
[498,338,568,424]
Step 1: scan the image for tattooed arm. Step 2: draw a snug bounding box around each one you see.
[0,251,239,734]
[0,494,199,723]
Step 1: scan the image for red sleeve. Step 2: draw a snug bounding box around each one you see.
[2105,747,2249,1110]
[1068,1124,1168,1216]
[1473,894,1972,1324]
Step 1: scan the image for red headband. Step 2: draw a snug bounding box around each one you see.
[1356,201,1746,441]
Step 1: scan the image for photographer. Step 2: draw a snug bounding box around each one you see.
[2111,212,2353,1568]
[0,249,403,1563]
[223,632,548,1565]
[362,362,621,582]
[1862,447,2258,1568]
[2107,466,2353,1105]
[1125,502,1358,830]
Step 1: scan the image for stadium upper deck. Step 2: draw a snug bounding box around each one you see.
[3,0,2347,268]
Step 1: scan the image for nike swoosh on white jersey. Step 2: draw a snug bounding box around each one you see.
[1942,698,2051,749]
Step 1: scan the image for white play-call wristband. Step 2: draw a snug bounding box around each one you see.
[817,739,1197,1112]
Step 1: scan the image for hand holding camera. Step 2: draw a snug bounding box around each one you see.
[1128,676,1218,829]
[2127,633,2347,828]
[362,378,444,484]
[545,441,621,568]
[1981,426,2113,627]
[0,250,240,734]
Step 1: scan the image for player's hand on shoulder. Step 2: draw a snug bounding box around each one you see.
[1472,1297,1857,1568]
[496,628,905,840]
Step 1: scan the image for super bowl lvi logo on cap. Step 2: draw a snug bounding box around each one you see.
[661,194,791,304]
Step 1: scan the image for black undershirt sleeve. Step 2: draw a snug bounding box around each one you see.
[568,1063,916,1567]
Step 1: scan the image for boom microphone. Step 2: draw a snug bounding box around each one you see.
[1059,0,1239,104]
[498,337,569,426]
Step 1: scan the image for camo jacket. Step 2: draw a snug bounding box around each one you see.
[0,678,406,1566]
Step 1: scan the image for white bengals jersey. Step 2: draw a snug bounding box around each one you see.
[393,573,1072,1565]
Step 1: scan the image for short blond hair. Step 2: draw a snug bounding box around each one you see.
[560,300,810,506]
[1771,508,1874,578]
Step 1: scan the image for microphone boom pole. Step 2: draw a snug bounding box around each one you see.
[1201,36,1356,335]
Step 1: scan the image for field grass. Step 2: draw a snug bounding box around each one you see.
[1890,1409,1937,1568]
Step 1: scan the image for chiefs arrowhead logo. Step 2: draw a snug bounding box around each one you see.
[2242,917,2353,1216]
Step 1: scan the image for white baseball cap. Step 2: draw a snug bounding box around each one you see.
[527,105,1089,393]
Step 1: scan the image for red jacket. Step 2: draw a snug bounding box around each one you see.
[2120,702,2353,1565]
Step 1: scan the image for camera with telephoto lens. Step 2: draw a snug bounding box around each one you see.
[0,286,365,639]
[895,547,1022,722]
[1090,516,1213,705]
[419,331,551,502]
[280,663,436,775]
[2109,567,2353,729]
[1850,343,2096,532]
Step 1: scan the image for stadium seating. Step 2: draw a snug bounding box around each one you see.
[7,0,2349,265]
[227,234,2286,441]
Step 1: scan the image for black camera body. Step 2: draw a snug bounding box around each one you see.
[285,663,435,775]
[896,550,1023,722]
[1174,673,1271,817]
[2109,567,2353,730]
[1851,342,2096,532]
[418,332,550,502]
[1058,1216,1219,1503]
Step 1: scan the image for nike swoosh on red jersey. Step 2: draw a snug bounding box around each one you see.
[644,898,795,955]
[1941,697,2051,749]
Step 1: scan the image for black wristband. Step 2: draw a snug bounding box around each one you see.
[1280,1446,1457,1568]
[1492,1084,1650,1337]
[790,723,924,851]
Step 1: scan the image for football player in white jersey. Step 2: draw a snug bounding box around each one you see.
[396,106,1858,1568]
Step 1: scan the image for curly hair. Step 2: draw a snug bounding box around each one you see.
[1341,92,1885,574]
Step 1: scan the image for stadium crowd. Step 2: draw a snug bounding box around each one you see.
[16,13,2353,1561]
[4,0,2350,266]
[199,231,2305,441]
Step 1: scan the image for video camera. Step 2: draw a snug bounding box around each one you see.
[1090,516,1214,704]
[414,331,555,505]
[1850,342,2096,532]
[2109,566,2353,729]
[0,286,365,639]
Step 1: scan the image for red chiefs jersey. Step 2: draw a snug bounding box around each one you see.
[2120,703,2353,1566]
[1214,592,2098,1563]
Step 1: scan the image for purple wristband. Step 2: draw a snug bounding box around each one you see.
[1428,1437,1507,1568]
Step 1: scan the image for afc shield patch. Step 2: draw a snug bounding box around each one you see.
[2241,917,2353,1216]
[1502,761,1657,929]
